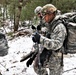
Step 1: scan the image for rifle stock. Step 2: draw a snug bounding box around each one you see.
[20,51,35,62]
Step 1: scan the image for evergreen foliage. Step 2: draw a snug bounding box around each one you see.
[52,0,76,13]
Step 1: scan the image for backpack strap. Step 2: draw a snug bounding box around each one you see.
[61,19,69,54]
[49,19,62,33]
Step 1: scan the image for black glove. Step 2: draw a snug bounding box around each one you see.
[26,58,33,67]
[37,25,41,30]
[31,25,36,30]
[32,32,40,44]
[46,32,50,39]
[26,51,38,67]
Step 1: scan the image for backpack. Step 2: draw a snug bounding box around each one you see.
[48,12,76,54]
[62,12,76,23]
[62,22,76,54]
[0,33,8,56]
[59,13,76,54]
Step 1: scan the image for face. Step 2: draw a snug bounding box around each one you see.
[43,13,55,23]
[37,13,42,19]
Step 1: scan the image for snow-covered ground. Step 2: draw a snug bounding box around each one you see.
[0,36,76,75]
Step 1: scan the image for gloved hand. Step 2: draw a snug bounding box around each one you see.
[26,58,33,67]
[26,51,38,67]
[32,32,40,44]
[37,25,41,30]
[31,25,36,30]
[46,32,50,39]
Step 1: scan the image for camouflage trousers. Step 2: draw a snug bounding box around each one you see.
[33,67,63,75]
[33,52,63,75]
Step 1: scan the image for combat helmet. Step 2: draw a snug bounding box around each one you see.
[42,4,57,15]
[34,6,42,14]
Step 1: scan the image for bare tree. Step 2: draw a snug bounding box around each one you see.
[14,0,23,32]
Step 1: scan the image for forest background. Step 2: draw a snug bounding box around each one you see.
[0,0,76,32]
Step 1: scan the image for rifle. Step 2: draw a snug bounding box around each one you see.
[20,24,42,63]
[32,24,42,75]
[20,51,35,62]
[35,43,42,75]
[61,51,63,66]
[20,19,42,74]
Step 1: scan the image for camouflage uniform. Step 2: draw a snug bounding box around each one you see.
[33,15,66,75]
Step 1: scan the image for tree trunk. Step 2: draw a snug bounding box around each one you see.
[50,0,53,3]
[14,6,22,32]
[14,0,30,32]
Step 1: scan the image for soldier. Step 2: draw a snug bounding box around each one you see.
[31,6,43,33]
[32,4,67,75]
[34,6,48,35]
[34,6,42,19]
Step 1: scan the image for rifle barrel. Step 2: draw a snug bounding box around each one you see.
[20,51,35,62]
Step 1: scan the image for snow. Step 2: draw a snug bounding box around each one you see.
[63,55,76,75]
[0,36,36,75]
[0,35,76,75]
